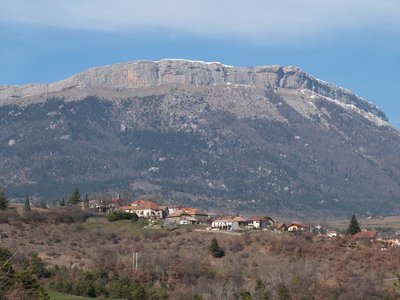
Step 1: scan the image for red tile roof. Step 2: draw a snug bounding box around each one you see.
[247,215,267,221]
[232,216,247,222]
[132,199,151,205]
[274,222,287,229]
[167,210,191,218]
[120,205,136,210]
[353,230,378,239]
[185,208,208,216]
[213,217,235,223]
[131,200,162,210]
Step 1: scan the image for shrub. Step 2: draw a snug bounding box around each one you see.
[229,240,244,253]
[239,289,252,300]
[0,248,15,298]
[277,283,291,300]
[0,209,19,224]
[107,211,138,222]
[20,207,90,224]
[23,253,50,278]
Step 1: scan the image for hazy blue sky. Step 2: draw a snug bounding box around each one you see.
[0,0,399,126]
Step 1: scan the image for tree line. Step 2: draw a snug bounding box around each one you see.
[0,186,88,211]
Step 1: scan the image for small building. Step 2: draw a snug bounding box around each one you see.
[159,205,169,216]
[185,208,209,223]
[167,204,186,215]
[212,217,234,230]
[327,230,338,238]
[232,216,249,230]
[166,210,199,225]
[274,222,288,231]
[287,223,310,232]
[247,215,274,230]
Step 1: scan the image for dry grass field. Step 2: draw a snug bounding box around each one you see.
[48,291,100,300]
[1,208,400,299]
[329,215,400,232]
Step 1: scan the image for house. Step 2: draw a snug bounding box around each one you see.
[167,204,186,214]
[120,199,167,219]
[287,223,310,232]
[212,217,234,230]
[247,215,274,230]
[159,205,169,216]
[231,216,249,230]
[274,222,287,231]
[165,210,199,225]
[185,208,209,223]
[353,230,378,242]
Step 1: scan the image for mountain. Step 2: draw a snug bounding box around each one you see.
[1,59,399,218]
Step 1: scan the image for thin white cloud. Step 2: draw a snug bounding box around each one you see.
[0,0,399,41]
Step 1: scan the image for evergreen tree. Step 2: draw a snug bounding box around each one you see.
[59,198,66,206]
[0,187,8,210]
[347,214,361,235]
[0,248,15,298]
[24,196,31,212]
[68,188,81,206]
[208,237,225,258]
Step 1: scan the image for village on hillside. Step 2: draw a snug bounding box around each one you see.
[82,193,400,249]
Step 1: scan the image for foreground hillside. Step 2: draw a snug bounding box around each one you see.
[1,208,400,299]
[1,60,400,217]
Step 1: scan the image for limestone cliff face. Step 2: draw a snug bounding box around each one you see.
[1,59,399,217]
[0,59,386,120]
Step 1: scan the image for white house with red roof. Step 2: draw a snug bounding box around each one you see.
[287,222,310,232]
[120,199,167,219]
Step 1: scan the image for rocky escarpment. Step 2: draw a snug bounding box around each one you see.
[0,60,386,120]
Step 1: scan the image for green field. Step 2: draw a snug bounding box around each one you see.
[83,216,153,234]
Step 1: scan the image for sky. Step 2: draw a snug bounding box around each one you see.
[0,0,399,126]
